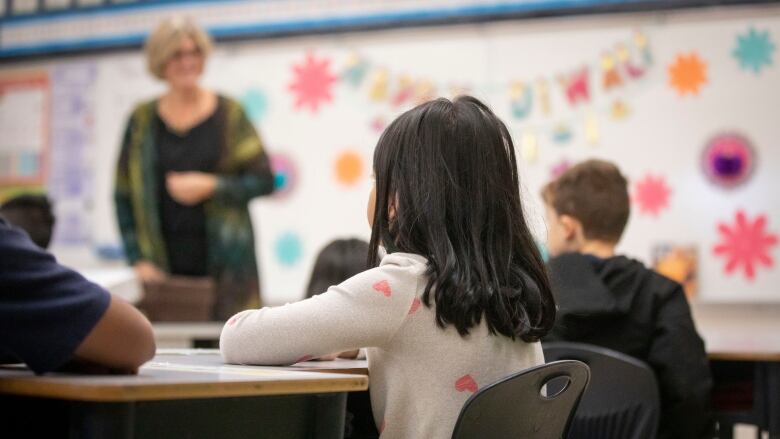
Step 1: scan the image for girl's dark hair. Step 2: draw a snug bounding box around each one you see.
[368,96,555,342]
[306,238,370,298]
[0,194,55,249]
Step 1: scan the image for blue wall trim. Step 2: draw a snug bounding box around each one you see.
[0,0,765,58]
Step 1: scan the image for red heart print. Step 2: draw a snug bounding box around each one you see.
[373,280,392,297]
[228,317,238,326]
[408,298,421,315]
[455,374,478,393]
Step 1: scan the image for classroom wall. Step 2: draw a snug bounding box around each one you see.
[1,3,778,305]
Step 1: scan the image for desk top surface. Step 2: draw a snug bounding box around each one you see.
[156,333,780,367]
[4,332,777,405]
[700,331,780,361]
[693,306,780,362]
[153,349,370,374]
[0,353,368,402]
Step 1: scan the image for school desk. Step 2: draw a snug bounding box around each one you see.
[701,327,780,438]
[153,349,369,375]
[0,360,368,438]
[692,303,780,437]
[153,322,224,348]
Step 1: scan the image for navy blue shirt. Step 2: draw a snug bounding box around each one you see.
[0,219,111,374]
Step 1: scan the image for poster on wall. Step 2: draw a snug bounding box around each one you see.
[0,72,49,200]
[48,63,97,246]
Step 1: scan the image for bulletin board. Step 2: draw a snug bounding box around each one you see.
[0,71,48,198]
[1,3,778,304]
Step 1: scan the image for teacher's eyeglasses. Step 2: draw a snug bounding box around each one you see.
[170,48,202,62]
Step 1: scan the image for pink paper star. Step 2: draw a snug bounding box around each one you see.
[550,159,571,180]
[713,210,778,281]
[634,174,671,216]
[370,116,386,133]
[288,52,337,113]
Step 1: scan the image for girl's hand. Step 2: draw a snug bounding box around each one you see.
[313,350,360,361]
[338,350,360,359]
[134,261,166,284]
[166,172,217,206]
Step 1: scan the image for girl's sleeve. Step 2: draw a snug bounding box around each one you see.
[113,114,142,265]
[212,103,275,205]
[220,262,420,365]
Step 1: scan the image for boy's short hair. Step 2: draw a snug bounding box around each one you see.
[0,194,55,249]
[542,159,630,244]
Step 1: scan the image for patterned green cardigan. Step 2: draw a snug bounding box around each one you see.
[114,96,274,320]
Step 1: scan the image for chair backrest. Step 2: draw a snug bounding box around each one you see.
[543,342,660,439]
[451,360,590,439]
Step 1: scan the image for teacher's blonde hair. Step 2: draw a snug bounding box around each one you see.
[144,16,212,80]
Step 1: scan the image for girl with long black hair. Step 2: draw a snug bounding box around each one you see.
[221,96,556,438]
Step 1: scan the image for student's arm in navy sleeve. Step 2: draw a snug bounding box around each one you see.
[0,221,156,374]
[68,294,157,373]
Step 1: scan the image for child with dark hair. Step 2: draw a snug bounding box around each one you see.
[305,238,369,299]
[541,159,713,439]
[0,194,55,249]
[221,96,556,438]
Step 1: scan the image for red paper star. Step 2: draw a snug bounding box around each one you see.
[713,210,778,281]
[634,174,671,216]
[288,52,337,113]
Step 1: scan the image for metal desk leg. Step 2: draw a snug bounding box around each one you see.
[69,401,135,439]
[768,362,780,439]
[314,392,347,439]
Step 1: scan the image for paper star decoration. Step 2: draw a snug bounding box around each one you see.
[241,88,269,123]
[713,210,778,281]
[733,27,775,74]
[668,53,707,96]
[275,232,303,267]
[520,131,538,163]
[370,116,386,133]
[634,174,671,216]
[288,53,337,113]
[550,159,571,179]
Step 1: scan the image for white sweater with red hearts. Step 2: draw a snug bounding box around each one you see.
[220,252,545,438]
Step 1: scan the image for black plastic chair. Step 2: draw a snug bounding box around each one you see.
[543,342,660,439]
[451,360,590,439]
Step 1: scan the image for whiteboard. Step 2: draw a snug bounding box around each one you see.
[2,4,778,304]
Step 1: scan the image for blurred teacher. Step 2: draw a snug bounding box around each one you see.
[115,17,274,320]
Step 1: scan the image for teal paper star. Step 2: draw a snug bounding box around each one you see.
[241,89,269,123]
[733,27,775,74]
[275,232,303,267]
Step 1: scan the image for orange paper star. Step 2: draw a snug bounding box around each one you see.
[668,53,707,96]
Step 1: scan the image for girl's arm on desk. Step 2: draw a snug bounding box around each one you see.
[220,254,422,365]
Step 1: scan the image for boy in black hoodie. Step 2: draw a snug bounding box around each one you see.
[541,159,713,439]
